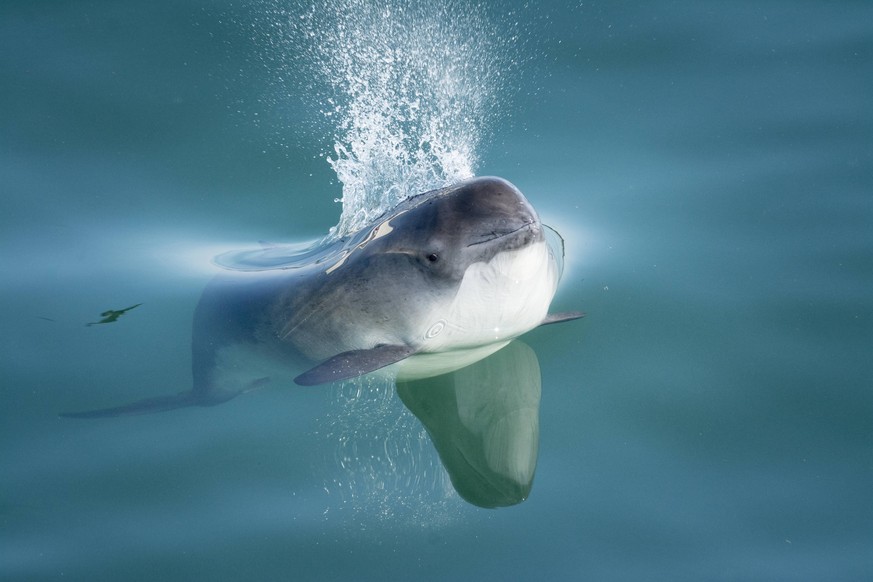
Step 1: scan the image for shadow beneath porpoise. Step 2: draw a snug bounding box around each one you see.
[397,340,541,508]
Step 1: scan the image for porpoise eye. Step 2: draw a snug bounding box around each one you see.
[426,253,439,263]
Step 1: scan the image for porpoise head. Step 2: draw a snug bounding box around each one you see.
[362,176,544,277]
[336,176,562,358]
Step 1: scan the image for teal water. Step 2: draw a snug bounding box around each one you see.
[2,1,872,580]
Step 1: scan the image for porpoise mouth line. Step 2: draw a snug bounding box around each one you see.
[466,221,536,247]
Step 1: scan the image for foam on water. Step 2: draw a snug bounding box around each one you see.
[257,0,513,238]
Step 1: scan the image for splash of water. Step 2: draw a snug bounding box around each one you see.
[260,0,512,237]
[249,0,516,525]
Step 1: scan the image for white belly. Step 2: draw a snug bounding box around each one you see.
[421,240,560,352]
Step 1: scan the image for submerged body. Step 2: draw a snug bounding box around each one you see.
[63,177,581,417]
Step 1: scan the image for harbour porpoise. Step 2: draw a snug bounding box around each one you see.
[62,176,582,418]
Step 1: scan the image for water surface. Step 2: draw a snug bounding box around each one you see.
[1,1,871,580]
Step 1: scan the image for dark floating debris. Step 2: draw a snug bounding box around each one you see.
[86,303,142,327]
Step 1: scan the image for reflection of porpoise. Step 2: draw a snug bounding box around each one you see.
[397,340,542,508]
[62,177,581,418]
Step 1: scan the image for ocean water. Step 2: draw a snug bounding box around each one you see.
[2,1,872,580]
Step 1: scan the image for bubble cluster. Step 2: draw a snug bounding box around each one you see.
[319,376,461,528]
